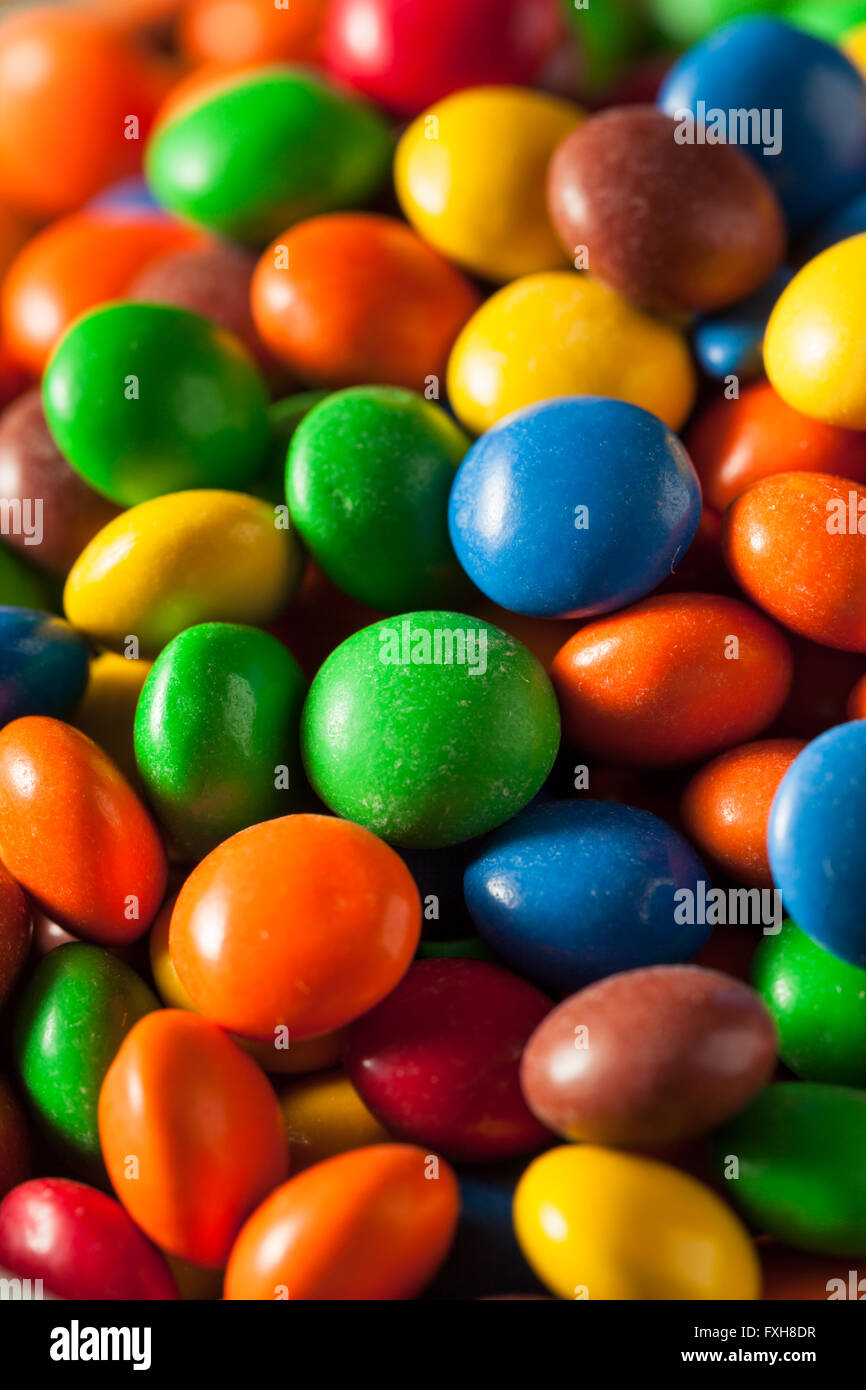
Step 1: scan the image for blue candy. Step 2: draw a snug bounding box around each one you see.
[692,266,794,379]
[658,18,866,232]
[768,721,866,968]
[447,397,700,619]
[426,1167,544,1300]
[0,607,90,727]
[463,799,710,993]
[796,190,866,263]
[87,177,162,213]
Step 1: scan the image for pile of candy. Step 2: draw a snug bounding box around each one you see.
[1,0,866,1303]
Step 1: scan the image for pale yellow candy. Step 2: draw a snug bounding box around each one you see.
[72,650,152,785]
[513,1145,761,1301]
[447,272,697,435]
[64,490,303,657]
[279,1070,392,1172]
[843,21,866,77]
[764,232,866,428]
[395,86,582,283]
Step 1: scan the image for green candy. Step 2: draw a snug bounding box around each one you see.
[43,303,270,507]
[713,1083,866,1255]
[14,944,158,1177]
[417,936,496,961]
[783,0,866,40]
[646,0,781,45]
[0,542,61,611]
[145,68,392,242]
[288,387,470,611]
[301,611,560,848]
[751,919,866,1085]
[135,622,307,859]
[254,390,331,505]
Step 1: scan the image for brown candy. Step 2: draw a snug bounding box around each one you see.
[520,964,777,1147]
[0,388,119,575]
[547,105,786,314]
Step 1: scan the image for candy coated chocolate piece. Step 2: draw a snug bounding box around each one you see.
[0,607,89,726]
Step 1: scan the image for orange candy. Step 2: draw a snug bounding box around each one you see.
[686,381,866,513]
[2,211,205,372]
[551,593,793,768]
[0,717,167,945]
[0,857,29,1008]
[179,0,325,66]
[251,213,481,391]
[848,672,866,720]
[169,814,421,1040]
[681,739,806,888]
[0,8,167,217]
[224,1144,459,1300]
[723,472,866,652]
[99,1009,289,1267]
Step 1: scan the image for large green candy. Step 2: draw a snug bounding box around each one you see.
[301,611,560,847]
[145,68,392,242]
[288,387,470,610]
[752,919,866,1085]
[43,303,270,507]
[14,943,158,1177]
[134,622,307,859]
[712,1083,866,1255]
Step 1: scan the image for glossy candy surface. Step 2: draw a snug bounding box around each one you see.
[723,472,866,650]
[547,106,785,314]
[343,959,551,1162]
[64,490,303,656]
[713,1083,866,1255]
[552,593,793,766]
[0,717,167,944]
[278,1071,392,1172]
[514,1145,760,1300]
[0,608,89,725]
[752,920,866,1086]
[288,387,469,609]
[447,272,696,436]
[252,213,479,391]
[395,86,581,283]
[224,1144,460,1299]
[464,800,710,993]
[448,397,700,619]
[134,622,307,858]
[14,944,158,1175]
[180,0,325,65]
[43,303,270,506]
[99,1010,289,1267]
[768,721,866,967]
[145,68,391,242]
[0,1178,178,1300]
[301,612,560,847]
[169,814,421,1039]
[520,965,777,1147]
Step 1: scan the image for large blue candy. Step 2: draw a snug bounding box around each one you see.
[463,799,710,993]
[658,18,866,232]
[0,607,89,727]
[768,722,866,968]
[447,397,700,619]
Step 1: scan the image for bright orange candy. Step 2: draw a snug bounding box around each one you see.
[681,739,806,888]
[99,1010,289,1268]
[551,593,793,768]
[723,472,866,651]
[170,814,421,1040]
[0,717,167,945]
[224,1144,459,1300]
[179,0,325,66]
[2,211,205,371]
[848,672,866,720]
[685,381,866,513]
[251,213,481,392]
[0,8,167,217]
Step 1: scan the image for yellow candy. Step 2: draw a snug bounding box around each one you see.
[149,898,344,1076]
[64,490,303,657]
[513,1146,760,1301]
[765,233,866,428]
[72,651,152,785]
[395,86,582,283]
[447,272,696,435]
[278,1070,392,1172]
[844,22,866,78]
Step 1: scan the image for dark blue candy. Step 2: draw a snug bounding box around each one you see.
[796,190,866,264]
[692,267,794,379]
[768,722,866,968]
[658,18,866,232]
[0,607,90,726]
[425,1167,545,1301]
[447,397,700,619]
[463,799,710,994]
